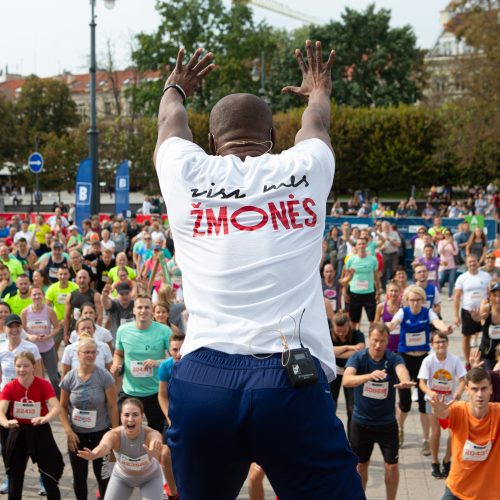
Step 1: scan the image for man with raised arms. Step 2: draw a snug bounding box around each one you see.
[153,41,364,499]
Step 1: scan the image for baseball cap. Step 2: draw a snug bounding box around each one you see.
[490,281,500,293]
[117,282,132,294]
[5,314,22,326]
[69,225,78,231]
[53,242,64,249]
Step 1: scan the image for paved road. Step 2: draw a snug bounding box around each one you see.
[0,294,463,499]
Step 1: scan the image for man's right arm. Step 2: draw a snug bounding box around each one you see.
[282,40,335,152]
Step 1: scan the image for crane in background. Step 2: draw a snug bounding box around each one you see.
[233,0,320,25]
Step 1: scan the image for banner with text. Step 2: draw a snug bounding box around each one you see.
[75,158,92,227]
[115,160,130,216]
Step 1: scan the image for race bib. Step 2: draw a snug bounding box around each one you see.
[27,320,49,333]
[13,401,41,419]
[118,453,150,472]
[469,290,483,305]
[101,275,109,283]
[462,439,492,462]
[130,361,153,378]
[48,267,59,279]
[120,318,134,325]
[428,271,437,281]
[73,308,81,320]
[57,293,68,305]
[390,328,400,336]
[489,324,500,340]
[71,408,97,429]
[405,331,426,347]
[431,378,453,394]
[336,365,345,376]
[0,333,7,343]
[362,381,389,400]
[356,280,369,291]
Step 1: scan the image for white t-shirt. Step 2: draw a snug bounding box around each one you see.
[417,352,466,402]
[101,240,116,253]
[455,271,492,311]
[156,137,336,379]
[69,325,113,345]
[0,340,41,390]
[61,340,112,370]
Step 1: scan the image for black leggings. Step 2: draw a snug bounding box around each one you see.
[397,352,427,414]
[329,375,354,438]
[69,430,109,500]
[7,433,61,500]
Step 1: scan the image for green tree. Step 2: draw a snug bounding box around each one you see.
[128,0,278,115]
[434,0,500,181]
[306,4,424,107]
[0,95,19,164]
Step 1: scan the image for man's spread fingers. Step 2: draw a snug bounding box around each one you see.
[294,50,307,74]
[185,47,203,70]
[197,64,218,79]
[175,48,185,71]
[305,39,314,68]
[281,86,300,94]
[315,41,322,67]
[326,50,336,71]
[192,52,213,74]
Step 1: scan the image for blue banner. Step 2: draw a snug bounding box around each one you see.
[75,158,92,228]
[115,160,130,216]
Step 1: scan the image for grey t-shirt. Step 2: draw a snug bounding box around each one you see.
[107,299,135,338]
[60,366,114,433]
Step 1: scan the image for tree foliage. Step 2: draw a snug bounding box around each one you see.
[436,0,500,180]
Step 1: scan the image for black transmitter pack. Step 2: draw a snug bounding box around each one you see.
[285,347,318,388]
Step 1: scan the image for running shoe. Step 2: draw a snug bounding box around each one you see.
[422,440,431,456]
[38,477,46,496]
[431,462,442,479]
[0,478,8,494]
[442,461,451,478]
[398,429,404,448]
[411,387,418,402]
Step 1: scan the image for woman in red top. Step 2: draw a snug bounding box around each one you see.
[0,351,64,500]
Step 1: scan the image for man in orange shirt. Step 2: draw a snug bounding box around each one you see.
[430,367,500,500]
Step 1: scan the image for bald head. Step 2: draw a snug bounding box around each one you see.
[209,93,272,143]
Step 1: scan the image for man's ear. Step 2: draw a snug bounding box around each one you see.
[208,133,216,155]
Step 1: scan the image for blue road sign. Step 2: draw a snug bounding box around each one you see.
[28,152,44,174]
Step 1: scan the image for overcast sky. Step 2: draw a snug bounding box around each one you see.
[0,0,451,77]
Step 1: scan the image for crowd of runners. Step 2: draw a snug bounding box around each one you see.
[0,209,497,499]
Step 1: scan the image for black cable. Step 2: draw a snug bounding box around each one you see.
[298,308,306,348]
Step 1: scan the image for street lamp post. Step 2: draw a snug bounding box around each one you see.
[88,0,115,216]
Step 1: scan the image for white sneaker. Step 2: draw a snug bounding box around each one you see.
[411,387,418,402]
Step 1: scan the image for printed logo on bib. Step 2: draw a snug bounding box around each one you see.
[362,381,389,399]
[130,361,153,378]
[324,289,337,300]
[13,400,41,419]
[430,369,453,394]
[118,453,150,472]
[462,439,492,462]
[405,331,426,347]
[71,408,97,429]
[428,271,437,281]
[489,324,500,340]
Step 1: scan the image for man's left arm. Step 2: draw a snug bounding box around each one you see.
[153,48,217,165]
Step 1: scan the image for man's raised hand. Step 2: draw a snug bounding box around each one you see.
[282,40,335,100]
[164,48,217,99]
